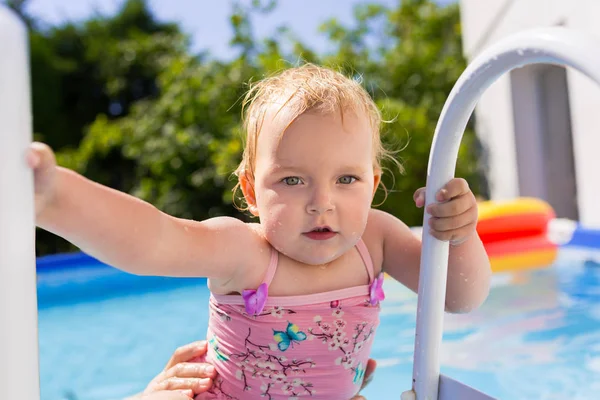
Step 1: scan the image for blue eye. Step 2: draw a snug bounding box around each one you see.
[338,176,357,184]
[282,177,302,185]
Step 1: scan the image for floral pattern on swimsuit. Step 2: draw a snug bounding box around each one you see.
[203,298,380,400]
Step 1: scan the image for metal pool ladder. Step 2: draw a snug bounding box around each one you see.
[408,26,600,400]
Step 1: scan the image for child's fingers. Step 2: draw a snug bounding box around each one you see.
[26,148,40,168]
[413,187,426,208]
[164,341,207,370]
[28,142,56,170]
[429,207,476,233]
[426,193,474,218]
[429,221,477,243]
[417,179,471,209]
[436,178,469,202]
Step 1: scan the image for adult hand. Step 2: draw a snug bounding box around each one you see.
[136,341,217,399]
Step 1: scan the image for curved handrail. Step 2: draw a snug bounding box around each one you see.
[413,27,600,399]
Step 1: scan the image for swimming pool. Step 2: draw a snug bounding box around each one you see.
[37,249,600,400]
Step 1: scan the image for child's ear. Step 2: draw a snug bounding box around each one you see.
[240,171,259,216]
[372,170,382,198]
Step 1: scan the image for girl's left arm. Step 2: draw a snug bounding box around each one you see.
[369,208,491,313]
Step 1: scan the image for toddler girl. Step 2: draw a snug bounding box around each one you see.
[31,64,491,399]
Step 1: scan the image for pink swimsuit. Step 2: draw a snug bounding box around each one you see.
[196,239,385,400]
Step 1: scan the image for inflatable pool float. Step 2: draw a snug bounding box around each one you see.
[477,197,557,272]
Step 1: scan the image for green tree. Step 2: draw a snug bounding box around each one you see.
[28,0,180,150]
[21,0,187,254]
[57,1,274,223]
[314,0,485,226]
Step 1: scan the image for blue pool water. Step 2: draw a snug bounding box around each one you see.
[37,251,600,400]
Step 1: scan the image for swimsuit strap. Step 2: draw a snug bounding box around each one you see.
[355,238,375,283]
[240,247,278,316]
[263,239,372,286]
[262,246,279,286]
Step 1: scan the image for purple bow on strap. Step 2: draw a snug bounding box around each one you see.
[369,273,385,306]
[242,282,268,316]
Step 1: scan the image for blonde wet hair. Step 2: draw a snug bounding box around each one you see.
[234,63,400,209]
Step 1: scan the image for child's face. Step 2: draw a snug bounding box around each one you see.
[245,107,380,265]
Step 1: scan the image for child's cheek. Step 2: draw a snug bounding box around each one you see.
[261,204,291,239]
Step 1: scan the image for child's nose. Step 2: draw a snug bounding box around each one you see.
[306,189,335,214]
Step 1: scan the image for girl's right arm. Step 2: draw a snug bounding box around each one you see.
[31,143,257,283]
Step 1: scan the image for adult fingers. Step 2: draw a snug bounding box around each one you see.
[360,359,377,391]
[162,362,217,380]
[148,377,212,394]
[164,341,208,371]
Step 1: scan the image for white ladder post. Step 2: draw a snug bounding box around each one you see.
[0,6,40,400]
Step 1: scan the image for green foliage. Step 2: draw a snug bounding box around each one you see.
[313,0,484,226]
[24,0,486,255]
[27,0,179,149]
[62,55,257,220]
[26,0,184,254]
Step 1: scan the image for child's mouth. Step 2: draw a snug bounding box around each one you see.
[303,226,337,241]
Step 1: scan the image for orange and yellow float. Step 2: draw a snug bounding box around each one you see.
[477,197,557,273]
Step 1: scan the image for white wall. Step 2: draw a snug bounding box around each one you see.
[459,0,600,226]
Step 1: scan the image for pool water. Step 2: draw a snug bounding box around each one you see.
[37,251,600,400]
